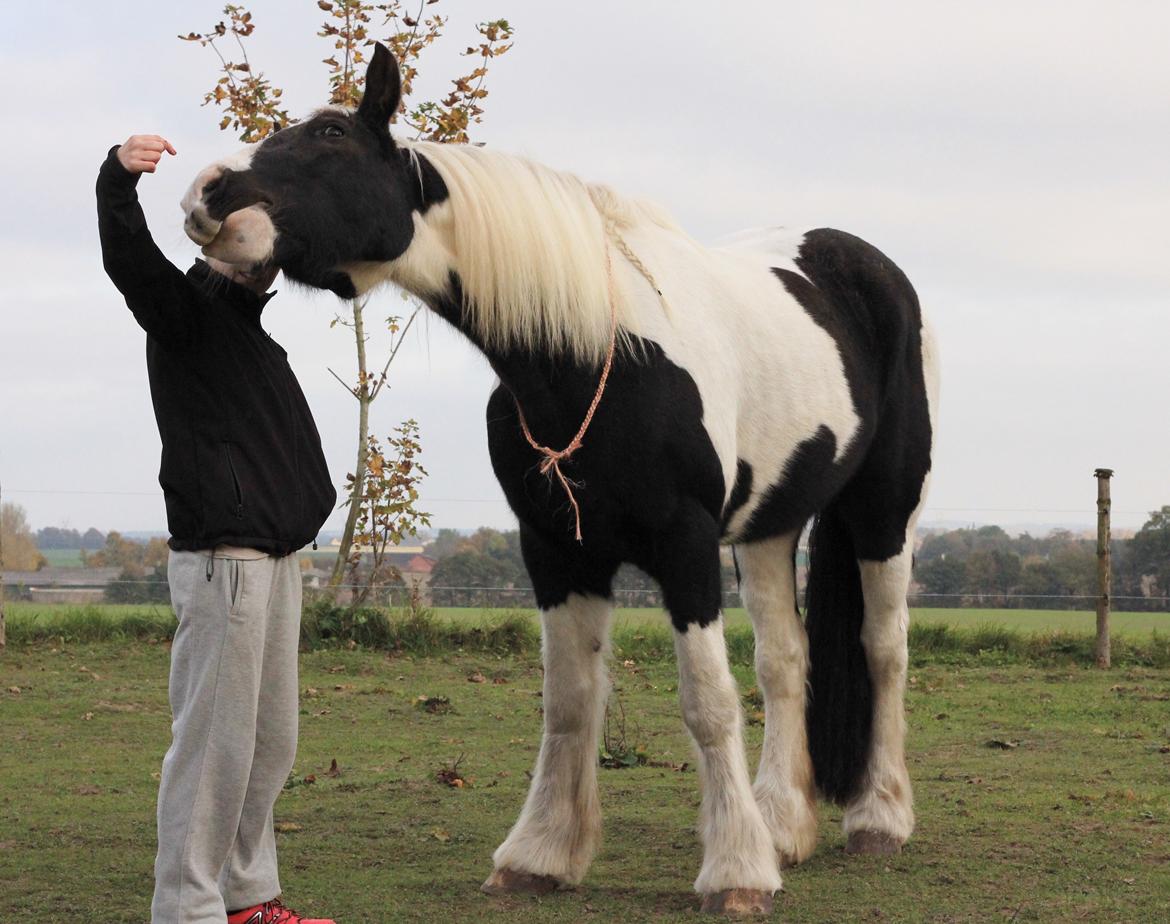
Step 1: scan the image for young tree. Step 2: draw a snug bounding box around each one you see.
[182,2,514,599]
[1,502,46,572]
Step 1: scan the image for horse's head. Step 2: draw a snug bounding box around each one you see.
[181,44,423,298]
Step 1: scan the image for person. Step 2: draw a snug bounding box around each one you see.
[97,134,338,924]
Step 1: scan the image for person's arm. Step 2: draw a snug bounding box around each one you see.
[96,134,196,347]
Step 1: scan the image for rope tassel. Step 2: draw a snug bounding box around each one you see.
[514,247,619,542]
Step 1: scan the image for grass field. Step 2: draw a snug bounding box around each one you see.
[32,549,87,568]
[2,635,1170,922]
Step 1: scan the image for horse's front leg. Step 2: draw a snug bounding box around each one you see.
[482,545,615,893]
[657,502,783,914]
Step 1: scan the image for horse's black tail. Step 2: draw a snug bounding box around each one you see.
[805,502,872,805]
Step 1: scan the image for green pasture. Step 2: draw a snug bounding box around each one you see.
[31,548,86,568]
[2,638,1169,922]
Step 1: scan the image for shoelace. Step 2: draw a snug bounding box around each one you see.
[263,901,299,923]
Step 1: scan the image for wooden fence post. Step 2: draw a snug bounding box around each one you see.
[1094,468,1113,669]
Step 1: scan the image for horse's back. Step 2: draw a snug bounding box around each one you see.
[709,227,934,545]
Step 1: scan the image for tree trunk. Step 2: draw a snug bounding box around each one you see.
[1094,468,1113,669]
[330,298,371,592]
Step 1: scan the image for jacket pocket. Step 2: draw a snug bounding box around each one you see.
[223,443,246,520]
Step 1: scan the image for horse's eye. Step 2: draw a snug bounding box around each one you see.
[322,124,345,138]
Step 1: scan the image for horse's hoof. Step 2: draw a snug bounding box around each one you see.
[700,888,774,915]
[481,867,564,895]
[845,830,903,855]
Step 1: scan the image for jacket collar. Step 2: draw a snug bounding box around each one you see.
[187,259,277,322]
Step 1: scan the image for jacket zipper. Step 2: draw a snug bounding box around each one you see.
[224,443,246,519]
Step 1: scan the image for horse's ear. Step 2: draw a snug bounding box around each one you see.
[357,43,401,132]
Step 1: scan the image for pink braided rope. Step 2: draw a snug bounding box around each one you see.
[514,248,618,542]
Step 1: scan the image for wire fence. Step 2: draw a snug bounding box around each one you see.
[5,579,1168,612]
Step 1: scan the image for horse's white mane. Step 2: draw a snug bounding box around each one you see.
[401,138,684,362]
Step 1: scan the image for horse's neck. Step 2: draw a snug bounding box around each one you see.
[423,285,594,443]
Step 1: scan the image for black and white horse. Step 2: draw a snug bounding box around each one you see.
[182,45,938,915]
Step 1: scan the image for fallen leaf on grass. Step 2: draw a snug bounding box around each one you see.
[274,822,302,833]
[491,677,509,685]
[467,671,487,684]
[436,754,470,788]
[431,828,451,843]
[414,695,453,714]
[326,759,341,778]
[985,739,1019,750]
[76,785,102,796]
[7,687,21,695]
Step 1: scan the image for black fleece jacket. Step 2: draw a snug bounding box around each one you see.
[96,146,336,555]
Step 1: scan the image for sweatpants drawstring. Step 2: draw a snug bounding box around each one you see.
[206,555,215,582]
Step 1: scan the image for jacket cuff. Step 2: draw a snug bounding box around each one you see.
[98,145,141,190]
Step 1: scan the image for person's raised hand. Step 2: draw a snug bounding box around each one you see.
[116,135,177,175]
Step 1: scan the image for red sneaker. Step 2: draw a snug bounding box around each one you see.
[226,899,336,924]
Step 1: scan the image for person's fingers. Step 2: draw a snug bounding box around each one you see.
[141,149,162,162]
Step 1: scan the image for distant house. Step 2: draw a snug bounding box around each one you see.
[301,551,437,605]
[1,567,123,604]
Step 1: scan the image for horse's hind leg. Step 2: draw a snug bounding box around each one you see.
[738,532,818,867]
[843,541,916,853]
[483,531,616,893]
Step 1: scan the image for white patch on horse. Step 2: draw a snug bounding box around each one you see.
[489,594,613,884]
[180,146,258,246]
[673,617,783,895]
[601,223,860,537]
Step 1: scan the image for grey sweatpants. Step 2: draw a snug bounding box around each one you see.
[152,549,302,924]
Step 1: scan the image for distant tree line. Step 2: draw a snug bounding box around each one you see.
[7,501,1166,613]
[36,526,107,550]
[914,507,1170,611]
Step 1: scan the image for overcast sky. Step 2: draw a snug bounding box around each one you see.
[1,1,1167,539]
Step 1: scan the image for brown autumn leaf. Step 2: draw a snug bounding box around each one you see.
[274,821,303,833]
[467,671,487,684]
[326,758,341,778]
